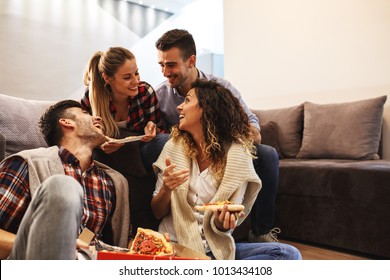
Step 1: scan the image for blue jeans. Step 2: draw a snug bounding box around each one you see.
[140,133,170,173]
[251,144,279,235]
[8,175,83,260]
[235,242,302,260]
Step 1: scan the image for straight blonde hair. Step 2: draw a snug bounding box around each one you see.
[83,47,136,137]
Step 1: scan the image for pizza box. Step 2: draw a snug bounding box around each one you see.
[96,244,211,260]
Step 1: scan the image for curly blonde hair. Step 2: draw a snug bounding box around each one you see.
[171,79,256,182]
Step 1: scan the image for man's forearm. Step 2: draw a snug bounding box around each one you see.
[0,229,15,259]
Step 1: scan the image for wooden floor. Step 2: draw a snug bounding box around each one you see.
[280,239,373,260]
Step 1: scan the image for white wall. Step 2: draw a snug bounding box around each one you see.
[0,0,223,101]
[70,0,224,99]
[131,0,224,88]
[0,0,141,101]
[224,0,390,159]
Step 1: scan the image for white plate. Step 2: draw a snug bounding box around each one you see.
[108,135,145,144]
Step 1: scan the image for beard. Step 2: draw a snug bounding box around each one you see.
[82,131,106,148]
[76,119,106,148]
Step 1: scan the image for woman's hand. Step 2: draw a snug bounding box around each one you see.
[142,121,157,142]
[213,205,245,231]
[151,157,189,220]
[100,136,124,154]
[162,157,189,192]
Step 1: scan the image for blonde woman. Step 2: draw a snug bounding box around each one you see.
[81,47,169,171]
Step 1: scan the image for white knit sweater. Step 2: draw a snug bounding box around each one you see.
[153,139,261,260]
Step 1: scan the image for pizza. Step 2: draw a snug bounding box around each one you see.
[129,227,173,256]
[194,200,245,212]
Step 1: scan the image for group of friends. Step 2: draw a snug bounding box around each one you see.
[0,29,301,260]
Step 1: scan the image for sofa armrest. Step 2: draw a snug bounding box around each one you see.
[0,132,5,162]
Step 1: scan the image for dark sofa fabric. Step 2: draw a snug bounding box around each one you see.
[233,158,390,258]
[276,159,390,258]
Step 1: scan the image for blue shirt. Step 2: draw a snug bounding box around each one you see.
[155,70,260,131]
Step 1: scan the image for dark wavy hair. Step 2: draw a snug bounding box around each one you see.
[39,100,82,146]
[171,79,255,180]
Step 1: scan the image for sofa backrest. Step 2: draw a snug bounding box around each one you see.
[0,93,54,161]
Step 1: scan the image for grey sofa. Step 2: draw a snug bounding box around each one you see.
[234,95,390,259]
[1,93,390,258]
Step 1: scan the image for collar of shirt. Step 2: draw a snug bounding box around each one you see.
[58,146,96,171]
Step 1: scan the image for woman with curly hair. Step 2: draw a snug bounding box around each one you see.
[151,79,301,260]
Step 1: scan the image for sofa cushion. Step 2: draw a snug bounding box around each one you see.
[297,95,387,160]
[277,158,390,258]
[259,121,283,159]
[0,94,54,158]
[253,104,304,158]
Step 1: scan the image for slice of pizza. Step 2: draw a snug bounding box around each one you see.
[129,227,173,256]
[194,200,245,212]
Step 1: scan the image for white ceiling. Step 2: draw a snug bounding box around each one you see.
[123,0,197,13]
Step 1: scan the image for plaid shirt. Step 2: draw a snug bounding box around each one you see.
[0,147,116,239]
[81,81,164,133]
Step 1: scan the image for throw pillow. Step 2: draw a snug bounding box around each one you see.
[297,95,387,160]
[253,104,304,158]
[259,121,283,159]
[0,94,54,158]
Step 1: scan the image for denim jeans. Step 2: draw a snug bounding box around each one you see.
[8,175,83,260]
[235,242,302,260]
[251,144,279,235]
[140,133,170,173]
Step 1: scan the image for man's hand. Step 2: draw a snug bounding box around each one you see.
[0,229,15,259]
[76,238,89,250]
[250,125,261,145]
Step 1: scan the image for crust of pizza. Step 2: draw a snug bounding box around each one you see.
[129,227,173,256]
[194,202,245,212]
